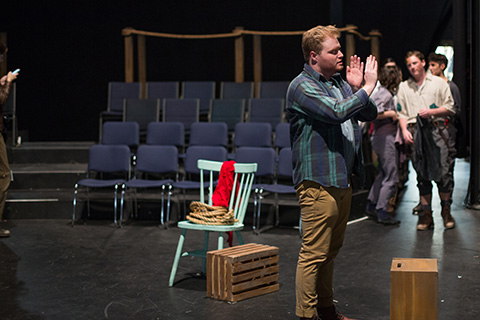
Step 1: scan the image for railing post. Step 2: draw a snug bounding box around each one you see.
[234,26,245,83]
[345,24,356,66]
[253,35,262,98]
[369,29,381,63]
[137,35,147,98]
[122,28,135,83]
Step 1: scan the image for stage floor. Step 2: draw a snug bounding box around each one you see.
[1,159,479,319]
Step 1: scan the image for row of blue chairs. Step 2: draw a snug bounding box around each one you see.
[72,141,295,230]
[119,97,286,133]
[103,80,289,117]
[101,121,291,154]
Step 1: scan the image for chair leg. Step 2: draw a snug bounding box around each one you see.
[166,185,172,225]
[72,184,78,227]
[182,189,187,220]
[114,184,120,227]
[274,192,280,226]
[169,228,187,287]
[217,232,224,250]
[235,230,244,245]
[201,231,210,274]
[253,188,258,234]
[133,188,138,219]
[86,188,91,220]
[160,185,165,226]
[255,189,264,235]
[118,184,125,228]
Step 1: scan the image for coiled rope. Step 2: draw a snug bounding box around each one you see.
[186,202,237,225]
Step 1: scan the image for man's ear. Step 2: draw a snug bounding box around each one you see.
[441,63,447,71]
[310,51,318,64]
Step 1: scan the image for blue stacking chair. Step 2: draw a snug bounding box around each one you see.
[106,82,142,116]
[274,123,290,150]
[220,81,254,99]
[122,99,161,135]
[122,145,178,227]
[163,98,199,132]
[101,121,140,150]
[209,99,245,131]
[72,144,131,227]
[146,122,185,159]
[233,122,272,148]
[230,122,272,160]
[182,81,216,117]
[252,147,297,234]
[234,146,277,233]
[99,82,141,139]
[146,81,179,100]
[172,146,228,218]
[189,122,228,147]
[257,81,290,99]
[248,98,285,129]
[169,159,257,286]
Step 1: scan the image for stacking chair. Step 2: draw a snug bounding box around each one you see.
[122,99,161,135]
[146,81,179,100]
[122,145,178,227]
[220,81,254,99]
[234,146,277,233]
[257,81,290,99]
[189,122,228,147]
[101,121,140,150]
[106,82,142,115]
[274,122,290,150]
[169,159,257,286]
[163,98,199,132]
[248,98,285,129]
[252,147,297,234]
[172,146,228,217]
[229,122,272,160]
[72,144,131,227]
[182,81,216,118]
[233,122,272,148]
[209,99,245,131]
[99,82,141,139]
[146,122,185,159]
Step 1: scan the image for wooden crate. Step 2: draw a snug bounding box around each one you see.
[390,258,438,320]
[207,243,279,302]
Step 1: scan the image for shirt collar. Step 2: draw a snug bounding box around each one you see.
[303,63,342,83]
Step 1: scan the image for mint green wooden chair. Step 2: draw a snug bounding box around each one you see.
[169,159,257,286]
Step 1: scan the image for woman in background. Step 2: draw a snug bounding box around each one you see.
[366,64,402,225]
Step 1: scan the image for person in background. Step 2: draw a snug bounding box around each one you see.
[287,25,377,320]
[396,50,455,230]
[366,65,402,225]
[0,41,19,238]
[412,52,461,216]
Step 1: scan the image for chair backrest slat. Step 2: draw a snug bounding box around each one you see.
[197,160,257,224]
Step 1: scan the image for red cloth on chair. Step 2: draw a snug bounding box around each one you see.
[212,161,237,247]
[212,161,237,208]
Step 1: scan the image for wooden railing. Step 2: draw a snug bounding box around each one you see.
[122,25,381,98]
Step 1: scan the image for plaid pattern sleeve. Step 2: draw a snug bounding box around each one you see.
[286,64,377,188]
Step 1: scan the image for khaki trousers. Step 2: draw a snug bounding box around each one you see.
[295,180,352,318]
[0,136,10,220]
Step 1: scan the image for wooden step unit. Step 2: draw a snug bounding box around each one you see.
[390,258,438,320]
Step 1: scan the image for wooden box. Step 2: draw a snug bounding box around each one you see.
[390,258,438,320]
[207,243,279,302]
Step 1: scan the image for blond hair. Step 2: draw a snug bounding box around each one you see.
[302,25,340,62]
